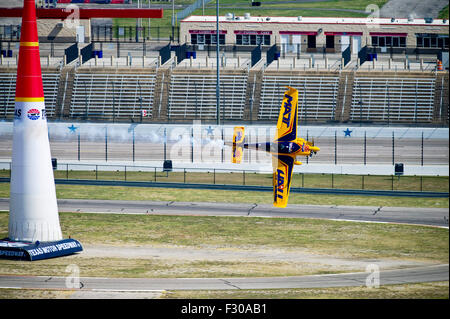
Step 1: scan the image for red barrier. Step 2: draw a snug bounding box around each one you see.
[0,8,163,19]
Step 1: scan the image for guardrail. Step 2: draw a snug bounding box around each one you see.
[0,177,447,198]
[0,162,448,195]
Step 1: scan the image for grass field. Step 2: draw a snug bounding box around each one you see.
[2,168,448,193]
[0,211,448,278]
[0,176,448,298]
[1,281,448,299]
[166,281,449,299]
[438,5,449,19]
[0,182,448,207]
[0,208,448,298]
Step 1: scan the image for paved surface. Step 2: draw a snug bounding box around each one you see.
[1,198,447,227]
[380,0,448,18]
[0,264,448,291]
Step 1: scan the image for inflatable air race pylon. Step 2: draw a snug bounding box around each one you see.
[0,0,82,261]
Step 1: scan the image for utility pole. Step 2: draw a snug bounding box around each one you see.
[136,0,140,42]
[172,0,175,42]
[148,0,151,40]
[216,0,220,125]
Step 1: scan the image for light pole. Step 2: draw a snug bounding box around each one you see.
[136,0,140,42]
[148,0,151,40]
[172,0,175,42]
[216,0,220,125]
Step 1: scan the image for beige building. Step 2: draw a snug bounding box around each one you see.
[0,19,91,43]
[180,15,449,54]
[37,19,91,43]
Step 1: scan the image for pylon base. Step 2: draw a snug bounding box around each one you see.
[0,238,82,261]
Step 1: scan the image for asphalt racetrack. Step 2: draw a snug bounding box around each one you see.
[0,199,448,295]
[0,264,448,291]
[0,198,447,228]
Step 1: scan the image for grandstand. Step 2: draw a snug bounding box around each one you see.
[0,50,448,125]
[259,73,340,122]
[70,71,157,120]
[168,70,248,121]
[351,77,436,123]
[0,70,60,118]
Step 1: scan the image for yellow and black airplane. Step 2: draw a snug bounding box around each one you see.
[232,86,320,208]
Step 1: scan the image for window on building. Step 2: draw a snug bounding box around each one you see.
[191,33,224,45]
[307,35,316,48]
[416,37,422,47]
[236,34,250,45]
[416,34,449,49]
[385,36,391,46]
[372,36,378,46]
[371,36,406,47]
[236,34,270,45]
[326,35,334,48]
[393,37,399,47]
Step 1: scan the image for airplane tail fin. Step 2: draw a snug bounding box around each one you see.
[232,126,245,164]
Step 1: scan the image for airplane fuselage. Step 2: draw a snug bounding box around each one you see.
[244,139,319,158]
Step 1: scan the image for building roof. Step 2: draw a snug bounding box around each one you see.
[181,15,449,27]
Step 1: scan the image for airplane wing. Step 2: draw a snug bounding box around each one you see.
[272,155,295,208]
[275,86,298,142]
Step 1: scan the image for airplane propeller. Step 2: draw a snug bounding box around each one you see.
[307,138,316,157]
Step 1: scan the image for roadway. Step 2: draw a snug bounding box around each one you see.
[0,264,448,291]
[379,0,448,18]
[0,198,448,227]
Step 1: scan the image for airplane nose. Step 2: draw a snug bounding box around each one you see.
[311,146,320,153]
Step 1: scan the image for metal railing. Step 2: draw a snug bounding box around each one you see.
[0,162,448,193]
[91,25,180,43]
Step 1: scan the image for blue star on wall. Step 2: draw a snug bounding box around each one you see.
[205,126,214,135]
[343,128,352,137]
[68,124,78,133]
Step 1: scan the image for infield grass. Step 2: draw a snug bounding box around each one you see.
[2,167,449,193]
[164,281,449,299]
[0,209,448,279]
[0,281,448,299]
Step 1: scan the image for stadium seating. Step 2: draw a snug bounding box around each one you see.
[259,74,340,121]
[0,72,60,119]
[167,72,248,120]
[0,65,446,125]
[70,72,156,120]
[351,77,436,123]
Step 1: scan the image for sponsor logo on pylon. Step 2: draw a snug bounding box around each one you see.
[27,109,40,120]
[14,109,22,119]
